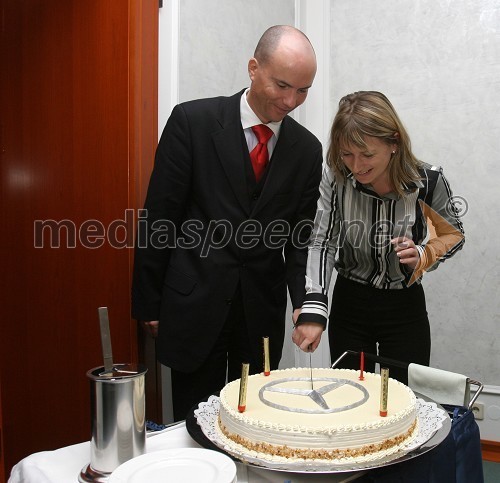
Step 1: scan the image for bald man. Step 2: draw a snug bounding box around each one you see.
[132,25,322,420]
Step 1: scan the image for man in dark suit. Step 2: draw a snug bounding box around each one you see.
[132,25,322,421]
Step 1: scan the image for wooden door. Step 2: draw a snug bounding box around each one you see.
[0,0,158,478]
[0,380,4,482]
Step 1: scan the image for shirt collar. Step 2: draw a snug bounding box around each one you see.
[240,88,282,138]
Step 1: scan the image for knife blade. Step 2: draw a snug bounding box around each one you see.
[308,344,313,391]
[309,389,329,410]
[98,307,114,375]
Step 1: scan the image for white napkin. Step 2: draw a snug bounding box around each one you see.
[408,363,469,406]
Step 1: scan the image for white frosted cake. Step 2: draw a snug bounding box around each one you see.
[217,368,418,464]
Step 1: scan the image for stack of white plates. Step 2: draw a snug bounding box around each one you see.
[109,448,237,483]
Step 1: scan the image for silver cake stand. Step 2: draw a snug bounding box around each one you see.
[185,392,452,474]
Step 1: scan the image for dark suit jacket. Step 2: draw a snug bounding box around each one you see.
[132,90,322,372]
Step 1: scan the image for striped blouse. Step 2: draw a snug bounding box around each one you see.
[298,162,465,327]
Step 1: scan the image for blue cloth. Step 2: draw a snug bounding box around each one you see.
[363,405,483,482]
[446,405,484,483]
[146,420,167,432]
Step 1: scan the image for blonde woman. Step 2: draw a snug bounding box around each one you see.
[292,91,464,383]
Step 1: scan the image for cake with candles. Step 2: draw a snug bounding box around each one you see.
[216,367,418,465]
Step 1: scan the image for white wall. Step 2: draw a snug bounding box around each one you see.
[330,0,500,382]
[178,0,295,101]
[159,0,500,434]
[329,0,500,438]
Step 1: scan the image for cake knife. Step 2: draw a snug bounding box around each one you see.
[307,345,331,409]
[308,344,313,390]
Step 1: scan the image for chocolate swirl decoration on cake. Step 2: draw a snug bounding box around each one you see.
[258,377,369,414]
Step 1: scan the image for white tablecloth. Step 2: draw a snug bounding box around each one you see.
[8,422,364,483]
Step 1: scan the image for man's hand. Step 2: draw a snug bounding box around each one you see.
[140,320,159,338]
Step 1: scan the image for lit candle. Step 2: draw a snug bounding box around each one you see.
[263,336,270,376]
[359,351,365,380]
[238,363,250,412]
[380,367,389,417]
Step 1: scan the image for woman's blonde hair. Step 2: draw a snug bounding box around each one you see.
[327,91,422,197]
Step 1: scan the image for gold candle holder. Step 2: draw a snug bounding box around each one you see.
[263,336,270,376]
[379,367,389,417]
[238,362,250,412]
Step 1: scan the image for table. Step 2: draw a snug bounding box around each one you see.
[8,422,365,483]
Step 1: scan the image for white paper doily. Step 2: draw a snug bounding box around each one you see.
[194,396,448,472]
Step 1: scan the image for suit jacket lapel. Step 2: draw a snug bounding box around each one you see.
[212,91,251,215]
[250,117,297,217]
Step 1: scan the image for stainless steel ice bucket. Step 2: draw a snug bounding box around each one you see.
[83,363,147,479]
